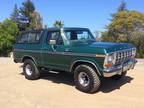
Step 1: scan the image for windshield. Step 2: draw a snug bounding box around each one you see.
[64,30,95,41]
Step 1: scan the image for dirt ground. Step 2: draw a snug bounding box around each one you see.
[0,58,144,108]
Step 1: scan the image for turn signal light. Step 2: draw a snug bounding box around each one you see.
[104,63,113,68]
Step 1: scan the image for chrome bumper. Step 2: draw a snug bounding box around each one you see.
[103,59,137,77]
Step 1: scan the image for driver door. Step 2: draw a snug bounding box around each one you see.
[41,30,71,71]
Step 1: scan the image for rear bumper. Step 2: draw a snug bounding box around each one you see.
[103,58,137,77]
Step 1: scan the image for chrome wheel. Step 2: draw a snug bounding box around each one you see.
[25,64,33,76]
[78,72,90,87]
[23,59,40,80]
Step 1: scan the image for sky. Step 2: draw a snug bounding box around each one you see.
[0,0,144,32]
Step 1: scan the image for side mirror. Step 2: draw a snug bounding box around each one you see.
[49,40,56,45]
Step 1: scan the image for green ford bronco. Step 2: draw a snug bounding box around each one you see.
[13,27,137,93]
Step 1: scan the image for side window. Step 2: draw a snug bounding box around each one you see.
[35,32,41,41]
[48,31,63,45]
[28,33,37,43]
[28,32,42,43]
[77,31,89,40]
[17,31,42,44]
[17,33,28,43]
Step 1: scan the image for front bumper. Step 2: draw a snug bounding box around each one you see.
[103,59,137,77]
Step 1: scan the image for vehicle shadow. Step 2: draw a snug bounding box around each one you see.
[20,70,134,93]
[40,71,134,93]
[40,71,75,86]
[99,76,133,93]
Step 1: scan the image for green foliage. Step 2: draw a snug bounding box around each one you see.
[19,0,35,30]
[101,11,144,58]
[131,31,144,58]
[53,20,64,28]
[29,12,43,29]
[0,19,19,56]
[1,0,43,56]
[18,0,42,31]
[20,0,35,18]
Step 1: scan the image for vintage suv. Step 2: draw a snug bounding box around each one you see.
[13,28,137,93]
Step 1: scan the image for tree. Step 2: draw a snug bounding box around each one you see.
[10,4,19,23]
[18,0,42,30]
[19,0,35,30]
[53,20,64,28]
[20,0,35,20]
[101,0,144,58]
[118,0,127,12]
[29,12,43,29]
[131,31,144,58]
[111,0,127,19]
[101,11,144,58]
[0,19,19,56]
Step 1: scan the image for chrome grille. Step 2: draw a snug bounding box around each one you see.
[115,49,134,65]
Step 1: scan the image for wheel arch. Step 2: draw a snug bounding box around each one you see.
[70,60,102,76]
[21,55,37,65]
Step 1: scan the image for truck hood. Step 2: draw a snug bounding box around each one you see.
[70,41,135,54]
[90,42,134,53]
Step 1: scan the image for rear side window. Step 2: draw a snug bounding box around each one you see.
[28,32,41,43]
[17,31,42,44]
[17,33,28,43]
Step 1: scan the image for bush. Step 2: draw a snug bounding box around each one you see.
[0,19,19,56]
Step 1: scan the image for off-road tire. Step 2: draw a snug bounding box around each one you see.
[23,59,40,80]
[74,65,101,93]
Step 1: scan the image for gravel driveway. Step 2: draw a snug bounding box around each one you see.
[0,58,144,108]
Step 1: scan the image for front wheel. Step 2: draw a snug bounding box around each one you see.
[74,65,101,93]
[23,59,40,80]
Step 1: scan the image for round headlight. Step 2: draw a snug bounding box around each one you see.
[107,55,114,62]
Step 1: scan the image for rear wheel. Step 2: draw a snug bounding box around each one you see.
[74,65,101,93]
[110,71,127,80]
[23,59,40,80]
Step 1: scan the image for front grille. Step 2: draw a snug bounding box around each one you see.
[115,49,134,65]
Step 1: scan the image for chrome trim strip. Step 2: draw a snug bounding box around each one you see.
[96,54,106,58]
[70,60,102,76]
[103,70,122,77]
[14,49,106,58]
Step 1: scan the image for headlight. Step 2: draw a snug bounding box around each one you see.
[104,53,116,68]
